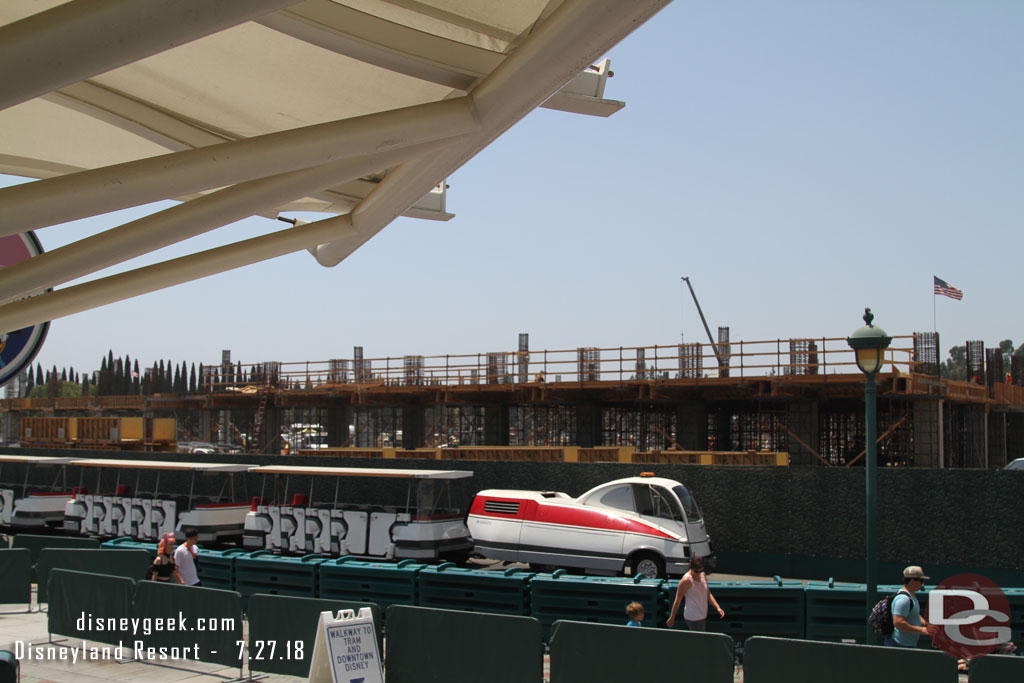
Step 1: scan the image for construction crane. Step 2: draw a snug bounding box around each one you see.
[681,276,726,369]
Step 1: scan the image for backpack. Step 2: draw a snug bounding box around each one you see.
[868,590,905,636]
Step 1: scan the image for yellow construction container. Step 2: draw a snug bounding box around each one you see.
[149,418,177,443]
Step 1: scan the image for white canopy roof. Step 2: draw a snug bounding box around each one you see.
[0,0,670,331]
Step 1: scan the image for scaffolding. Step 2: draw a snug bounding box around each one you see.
[600,405,677,450]
[425,405,487,447]
[509,404,577,446]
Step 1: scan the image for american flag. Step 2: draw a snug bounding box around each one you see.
[933,276,963,300]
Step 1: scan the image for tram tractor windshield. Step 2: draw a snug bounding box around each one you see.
[672,485,703,525]
[414,479,458,516]
[633,484,686,523]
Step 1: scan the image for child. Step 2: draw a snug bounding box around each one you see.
[626,601,644,627]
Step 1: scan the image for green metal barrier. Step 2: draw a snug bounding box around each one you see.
[1003,587,1024,646]
[529,572,665,640]
[969,653,1024,681]
[549,620,735,683]
[234,551,325,606]
[803,580,867,643]
[319,557,424,610]
[132,581,244,669]
[660,579,805,642]
[0,649,19,683]
[11,534,100,580]
[194,547,244,591]
[37,548,152,603]
[247,594,383,678]
[385,605,543,683]
[743,636,958,683]
[101,536,158,558]
[47,568,135,647]
[804,581,934,647]
[417,563,533,615]
[0,548,31,609]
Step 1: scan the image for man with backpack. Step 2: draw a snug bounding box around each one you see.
[885,565,931,648]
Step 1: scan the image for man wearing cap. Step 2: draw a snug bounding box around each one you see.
[886,565,930,648]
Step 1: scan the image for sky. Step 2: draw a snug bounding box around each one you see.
[6,1,1024,379]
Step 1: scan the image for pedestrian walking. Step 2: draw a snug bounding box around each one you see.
[174,527,202,587]
[147,532,182,583]
[666,555,724,631]
[885,565,930,648]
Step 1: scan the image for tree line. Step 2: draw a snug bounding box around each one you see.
[23,351,201,398]
[940,340,1024,381]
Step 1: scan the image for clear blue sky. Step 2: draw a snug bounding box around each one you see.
[8,1,1024,377]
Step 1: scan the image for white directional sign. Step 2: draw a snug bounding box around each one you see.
[308,608,383,683]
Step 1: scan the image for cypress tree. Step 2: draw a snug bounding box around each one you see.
[190,363,197,394]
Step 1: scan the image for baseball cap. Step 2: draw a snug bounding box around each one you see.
[903,565,930,580]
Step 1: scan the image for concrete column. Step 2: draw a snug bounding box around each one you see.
[198,409,212,445]
[484,404,510,446]
[913,399,942,467]
[575,404,602,448]
[402,405,426,449]
[676,401,708,451]
[326,402,351,448]
[786,400,819,466]
[986,409,1005,468]
[261,405,283,454]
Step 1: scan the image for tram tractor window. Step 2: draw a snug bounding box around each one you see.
[672,485,703,524]
[598,485,635,512]
[633,485,685,522]
[416,480,458,515]
[416,480,438,513]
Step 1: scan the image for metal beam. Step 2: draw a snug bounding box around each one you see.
[312,0,673,267]
[0,97,479,236]
[0,140,452,305]
[0,215,356,334]
[257,2,623,117]
[0,0,303,113]
[44,82,235,152]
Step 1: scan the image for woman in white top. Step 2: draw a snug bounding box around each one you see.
[666,555,725,631]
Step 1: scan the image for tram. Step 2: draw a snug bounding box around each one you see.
[62,458,253,543]
[0,454,77,529]
[242,465,474,561]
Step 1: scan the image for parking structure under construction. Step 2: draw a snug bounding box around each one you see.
[4,331,1023,469]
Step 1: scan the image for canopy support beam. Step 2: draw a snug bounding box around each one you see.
[0,139,454,304]
[0,96,479,236]
[312,0,671,267]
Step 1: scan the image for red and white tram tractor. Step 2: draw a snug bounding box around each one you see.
[467,473,713,579]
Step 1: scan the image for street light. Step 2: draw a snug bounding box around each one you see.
[847,307,892,644]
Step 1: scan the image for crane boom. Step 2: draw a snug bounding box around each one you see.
[681,276,724,368]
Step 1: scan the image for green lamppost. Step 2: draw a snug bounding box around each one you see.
[847,308,892,644]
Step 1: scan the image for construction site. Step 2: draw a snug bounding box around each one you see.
[3,330,1022,469]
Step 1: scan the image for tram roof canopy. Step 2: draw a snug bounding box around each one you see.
[247,465,474,479]
[69,458,253,472]
[0,454,77,465]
